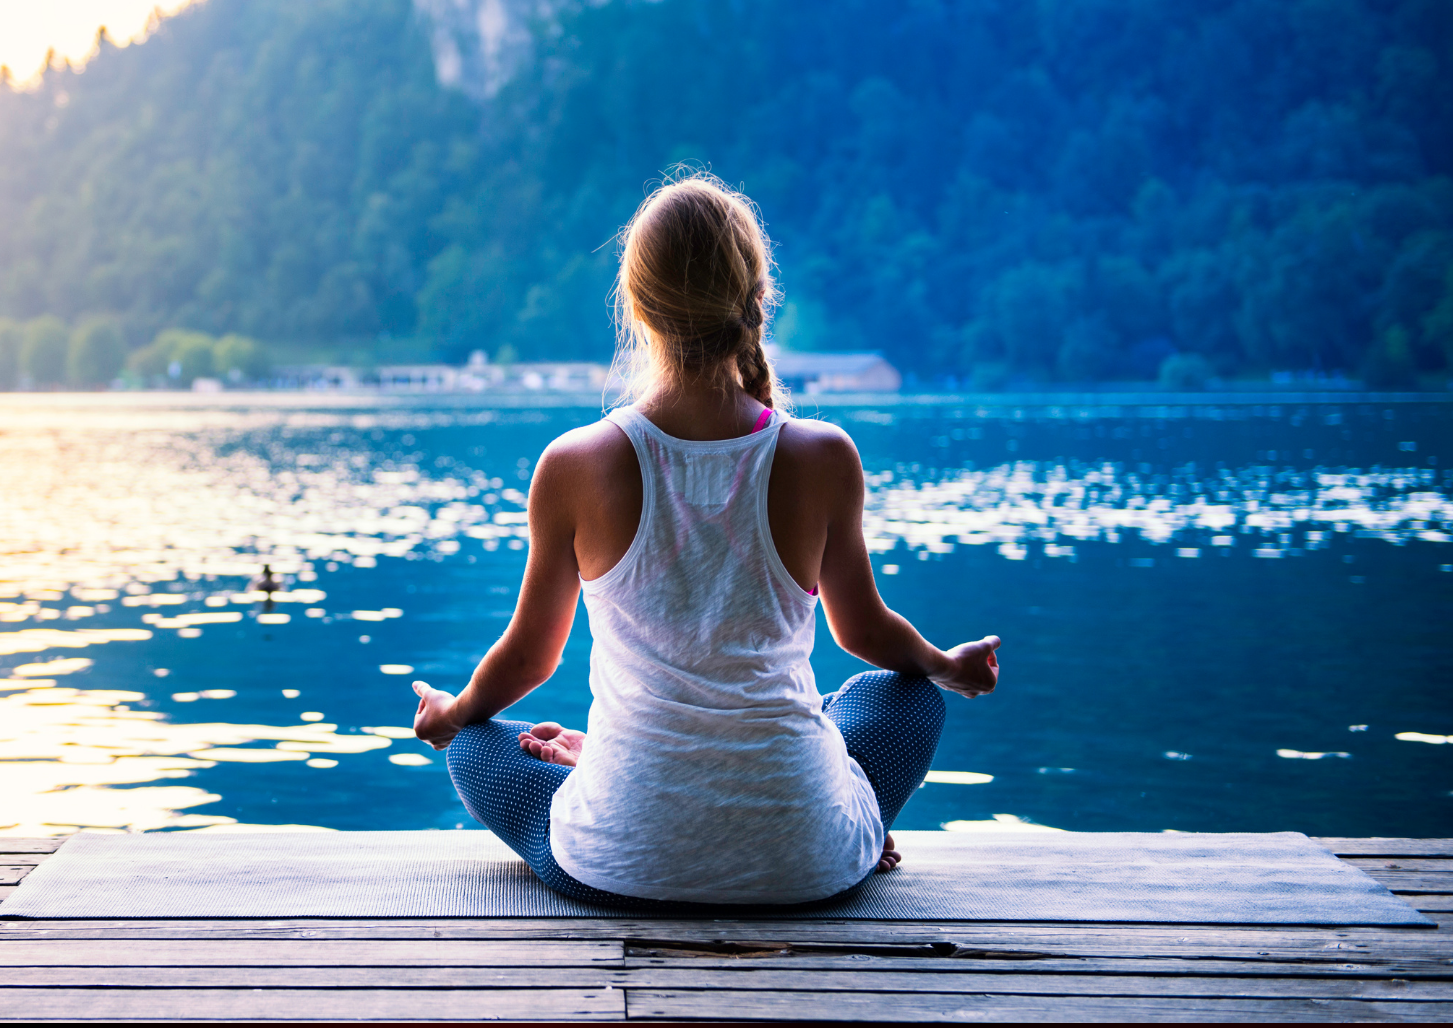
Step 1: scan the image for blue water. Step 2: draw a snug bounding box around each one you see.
[1,397,1450,838]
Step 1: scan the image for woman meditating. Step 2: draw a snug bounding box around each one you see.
[412,174,1000,906]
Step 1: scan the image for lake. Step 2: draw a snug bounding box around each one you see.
[2,393,1450,839]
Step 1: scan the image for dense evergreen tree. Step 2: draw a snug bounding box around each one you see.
[0,0,1449,384]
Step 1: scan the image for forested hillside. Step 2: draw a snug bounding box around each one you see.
[1,0,1450,387]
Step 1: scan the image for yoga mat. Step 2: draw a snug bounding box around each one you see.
[3,829,1431,925]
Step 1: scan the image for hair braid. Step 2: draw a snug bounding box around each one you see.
[613,172,788,412]
[733,281,774,407]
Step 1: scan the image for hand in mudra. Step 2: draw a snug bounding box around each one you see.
[933,635,1001,698]
[413,680,462,750]
[519,722,587,767]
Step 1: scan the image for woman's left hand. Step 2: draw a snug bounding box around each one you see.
[413,680,463,750]
[519,722,587,766]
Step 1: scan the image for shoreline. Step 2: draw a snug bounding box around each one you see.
[0,388,1449,410]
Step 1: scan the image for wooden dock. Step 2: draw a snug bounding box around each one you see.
[1,836,1450,1022]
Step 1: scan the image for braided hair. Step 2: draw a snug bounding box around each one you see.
[614,173,785,408]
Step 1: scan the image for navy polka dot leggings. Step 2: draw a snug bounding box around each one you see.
[446,670,946,906]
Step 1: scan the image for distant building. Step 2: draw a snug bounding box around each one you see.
[768,348,901,393]
[272,351,612,393]
[377,364,462,391]
[495,357,610,393]
[273,365,367,391]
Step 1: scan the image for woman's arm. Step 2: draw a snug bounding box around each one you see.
[814,428,1000,698]
[413,441,586,749]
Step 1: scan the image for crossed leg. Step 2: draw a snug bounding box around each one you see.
[446,670,945,900]
[821,670,947,871]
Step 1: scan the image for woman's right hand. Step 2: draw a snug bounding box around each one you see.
[413,680,463,750]
[932,636,1001,698]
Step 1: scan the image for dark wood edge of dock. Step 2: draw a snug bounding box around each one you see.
[0,835,1449,1022]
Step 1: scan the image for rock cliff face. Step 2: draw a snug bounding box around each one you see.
[414,0,588,100]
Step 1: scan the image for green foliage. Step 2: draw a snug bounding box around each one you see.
[128,328,218,386]
[213,334,268,382]
[0,0,1449,382]
[1058,317,1119,382]
[170,332,217,384]
[0,318,19,390]
[67,316,127,387]
[20,316,68,387]
[126,337,175,382]
[1424,266,1453,363]
[976,263,1080,375]
[1159,353,1215,392]
[1362,325,1418,389]
[125,328,268,386]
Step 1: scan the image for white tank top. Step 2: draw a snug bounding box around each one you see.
[548,406,884,904]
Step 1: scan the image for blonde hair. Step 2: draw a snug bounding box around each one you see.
[612,172,785,408]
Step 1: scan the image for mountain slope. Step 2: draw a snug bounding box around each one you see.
[1,0,1450,382]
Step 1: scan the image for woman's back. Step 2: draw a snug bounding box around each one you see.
[412,172,1000,908]
[548,405,883,903]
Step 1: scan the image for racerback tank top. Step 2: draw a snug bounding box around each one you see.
[548,405,883,903]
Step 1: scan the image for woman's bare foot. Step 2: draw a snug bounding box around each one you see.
[519,722,586,767]
[877,832,901,872]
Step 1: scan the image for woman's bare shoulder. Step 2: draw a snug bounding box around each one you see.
[542,418,632,461]
[776,416,861,471]
[533,418,639,499]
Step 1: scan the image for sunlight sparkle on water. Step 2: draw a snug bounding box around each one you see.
[1,401,1449,835]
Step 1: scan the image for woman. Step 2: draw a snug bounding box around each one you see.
[412,173,1000,906]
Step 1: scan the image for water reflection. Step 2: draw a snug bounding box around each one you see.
[0,399,1449,836]
[864,463,1451,561]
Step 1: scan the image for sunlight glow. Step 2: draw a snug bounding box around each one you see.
[0,1,198,86]
[1,401,1447,835]
[0,682,394,835]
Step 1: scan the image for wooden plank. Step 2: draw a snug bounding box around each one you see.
[1347,859,1453,873]
[621,952,1453,979]
[1384,880,1453,894]
[625,990,1453,1022]
[612,969,1453,999]
[1351,862,1453,893]
[0,987,622,1021]
[2,916,1436,937]
[0,921,1446,961]
[0,887,15,905]
[623,926,1453,964]
[5,966,1452,1000]
[0,966,618,988]
[0,836,1431,859]
[0,917,1441,952]
[0,869,33,887]
[0,855,47,867]
[0,960,1443,987]
[0,939,623,967]
[1318,839,1453,858]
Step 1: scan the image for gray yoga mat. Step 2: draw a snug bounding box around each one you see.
[3,829,1431,925]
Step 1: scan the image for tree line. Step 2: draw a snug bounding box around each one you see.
[0,317,266,389]
[0,0,1449,388]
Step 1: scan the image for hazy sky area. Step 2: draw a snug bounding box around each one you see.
[0,0,195,84]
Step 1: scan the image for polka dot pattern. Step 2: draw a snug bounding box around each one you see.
[446,672,946,904]
[446,719,629,905]
[821,671,946,832]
